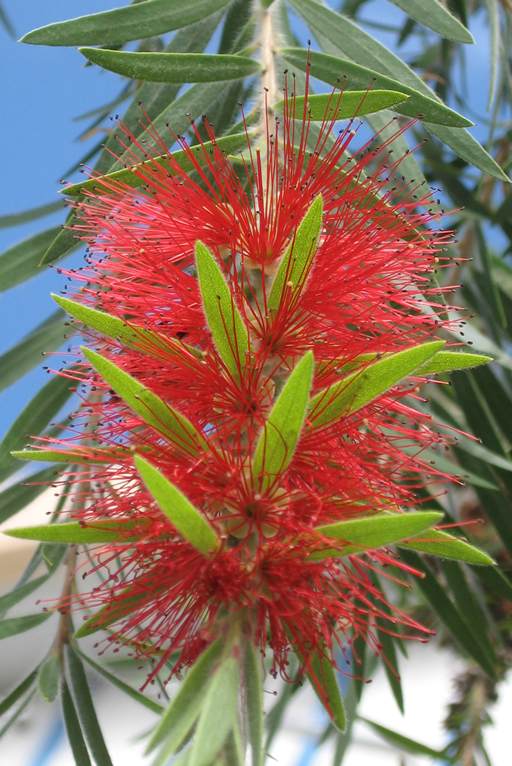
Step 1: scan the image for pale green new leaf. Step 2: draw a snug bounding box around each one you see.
[37,653,60,703]
[4,518,151,545]
[399,529,495,565]
[80,48,260,83]
[83,347,207,456]
[268,195,323,312]
[252,352,314,491]
[312,511,443,558]
[11,447,132,465]
[412,351,491,375]
[134,455,219,555]
[195,241,249,378]
[275,90,409,121]
[310,341,444,428]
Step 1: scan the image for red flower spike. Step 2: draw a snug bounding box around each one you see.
[34,81,486,687]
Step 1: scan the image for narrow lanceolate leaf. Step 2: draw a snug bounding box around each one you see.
[399,529,495,566]
[187,654,240,766]
[39,220,79,266]
[37,653,60,703]
[146,639,224,753]
[245,643,265,766]
[61,680,92,766]
[416,351,492,375]
[268,196,323,312]
[64,131,253,197]
[52,294,199,361]
[360,718,449,759]
[66,647,113,766]
[135,455,219,555]
[0,227,61,292]
[0,199,64,229]
[21,0,231,47]
[312,511,443,559]
[0,310,67,393]
[80,49,260,83]
[0,466,63,525]
[0,612,52,639]
[0,669,37,716]
[11,447,131,466]
[195,241,249,378]
[252,352,314,492]
[5,518,152,545]
[83,347,207,456]
[310,341,445,428]
[275,91,409,121]
[282,49,471,128]
[0,371,75,482]
[389,0,473,43]
[291,642,346,731]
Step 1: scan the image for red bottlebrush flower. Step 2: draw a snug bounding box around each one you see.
[31,84,484,692]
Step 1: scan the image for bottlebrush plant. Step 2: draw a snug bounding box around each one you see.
[1,1,511,765]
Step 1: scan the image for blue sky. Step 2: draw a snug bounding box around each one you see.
[0,1,495,437]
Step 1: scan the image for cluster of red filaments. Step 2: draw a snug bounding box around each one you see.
[46,85,464,683]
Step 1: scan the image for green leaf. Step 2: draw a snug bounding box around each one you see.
[398,529,495,565]
[288,0,508,180]
[61,679,93,766]
[80,48,260,83]
[376,625,403,713]
[388,0,473,43]
[0,371,75,482]
[484,0,500,107]
[310,341,445,428]
[0,612,52,639]
[83,347,207,456]
[4,518,151,545]
[66,646,114,766]
[293,644,346,731]
[400,550,497,677]
[146,639,224,753]
[64,131,252,197]
[76,648,163,715]
[282,48,471,128]
[11,447,131,466]
[0,466,63,524]
[0,310,67,392]
[416,351,492,375]
[39,220,80,266]
[0,573,50,615]
[268,196,323,312]
[0,668,37,716]
[0,227,61,292]
[188,654,240,766]
[52,294,199,361]
[252,351,314,492]
[312,511,443,558]
[244,643,264,766]
[0,200,63,229]
[275,90,409,121]
[360,717,449,758]
[38,653,60,703]
[21,0,231,47]
[134,454,219,555]
[195,241,249,379]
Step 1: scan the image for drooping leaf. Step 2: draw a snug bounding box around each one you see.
[21,0,231,47]
[195,241,249,379]
[275,90,409,121]
[66,647,114,766]
[134,454,219,555]
[398,529,495,565]
[282,48,472,128]
[310,341,445,428]
[0,466,63,524]
[83,347,208,456]
[0,370,75,482]
[5,518,152,545]
[360,717,449,758]
[80,48,260,83]
[38,653,60,703]
[0,668,37,716]
[268,196,323,312]
[312,511,443,558]
[244,643,265,766]
[291,641,346,731]
[388,0,473,43]
[252,351,314,492]
[61,679,93,766]
[0,310,67,392]
[64,131,252,196]
[146,639,224,753]
[0,227,61,292]
[0,612,52,639]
